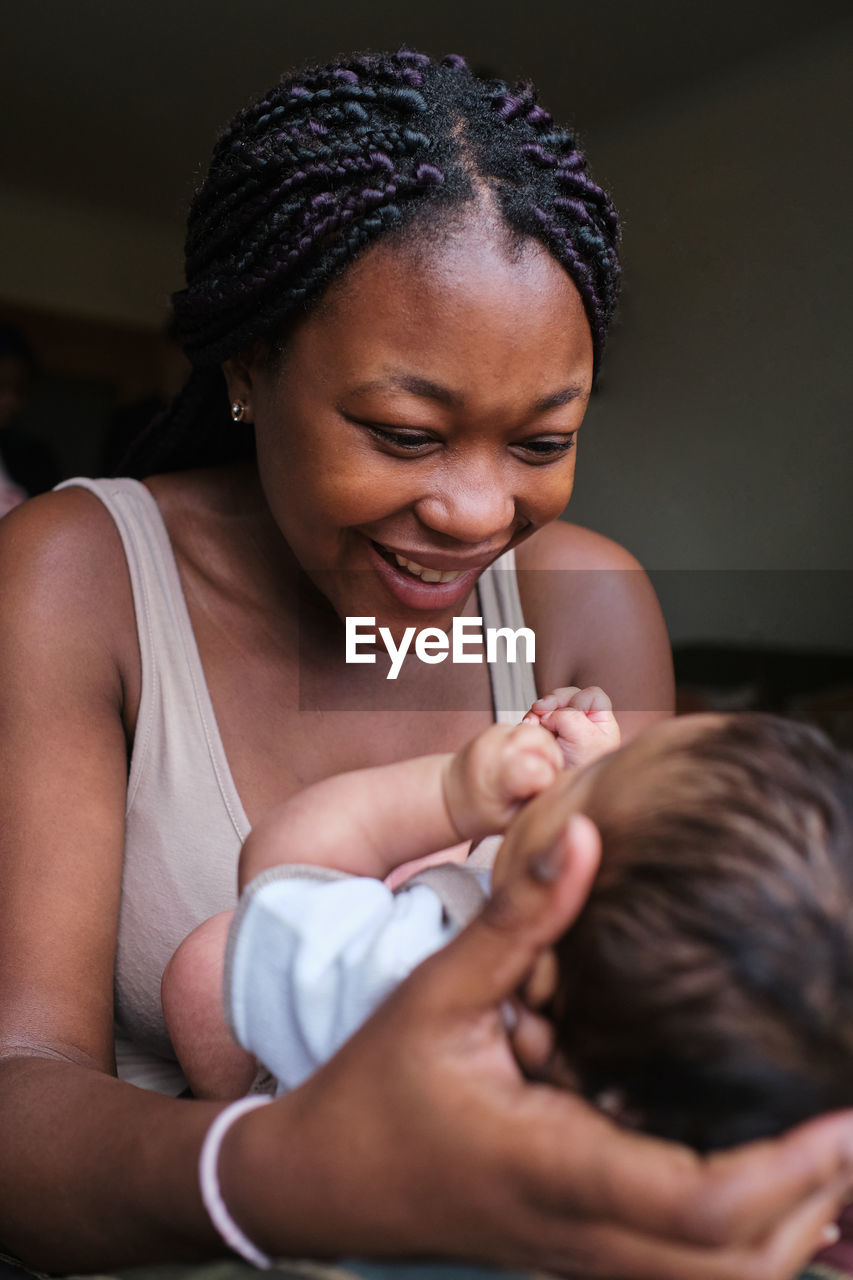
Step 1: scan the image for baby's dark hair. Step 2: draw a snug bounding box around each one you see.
[552,714,853,1152]
[121,49,619,477]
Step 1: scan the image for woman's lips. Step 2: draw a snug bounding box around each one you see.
[367,539,486,611]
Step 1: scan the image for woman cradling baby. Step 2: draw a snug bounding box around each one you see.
[1,49,851,1280]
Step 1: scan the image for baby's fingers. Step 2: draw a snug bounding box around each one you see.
[540,705,590,738]
[528,687,582,719]
[503,742,561,800]
[565,685,613,717]
[505,722,564,762]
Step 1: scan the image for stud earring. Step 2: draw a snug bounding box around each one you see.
[231,400,248,423]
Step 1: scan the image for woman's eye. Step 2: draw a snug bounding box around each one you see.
[515,436,577,462]
[366,425,437,452]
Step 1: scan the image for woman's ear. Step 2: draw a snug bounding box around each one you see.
[222,349,262,416]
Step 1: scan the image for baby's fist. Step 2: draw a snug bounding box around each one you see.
[523,685,620,770]
[444,722,564,840]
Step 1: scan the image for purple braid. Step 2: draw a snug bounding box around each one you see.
[121,50,620,476]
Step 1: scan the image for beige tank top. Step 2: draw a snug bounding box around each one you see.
[60,477,538,1093]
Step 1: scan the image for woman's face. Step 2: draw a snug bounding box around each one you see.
[238,218,594,630]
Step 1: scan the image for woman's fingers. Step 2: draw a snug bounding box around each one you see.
[501,1083,853,1253]
[522,948,559,1007]
[590,1165,853,1280]
[541,1162,851,1280]
[746,1166,853,1280]
[500,999,556,1075]
[681,1111,853,1245]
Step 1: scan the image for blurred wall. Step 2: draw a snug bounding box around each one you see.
[567,24,852,646]
[0,186,180,328]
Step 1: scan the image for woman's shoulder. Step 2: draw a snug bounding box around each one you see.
[0,483,127,578]
[515,521,654,641]
[0,485,138,683]
[514,521,673,721]
[515,519,645,574]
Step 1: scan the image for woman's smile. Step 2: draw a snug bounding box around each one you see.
[366,537,488,612]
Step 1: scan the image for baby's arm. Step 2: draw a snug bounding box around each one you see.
[523,685,621,770]
[161,910,258,1100]
[240,755,459,890]
[239,724,564,891]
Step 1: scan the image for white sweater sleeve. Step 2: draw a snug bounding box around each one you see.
[224,867,458,1092]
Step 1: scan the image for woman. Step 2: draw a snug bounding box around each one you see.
[0,50,851,1279]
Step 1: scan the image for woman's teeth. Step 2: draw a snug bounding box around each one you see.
[393,553,463,584]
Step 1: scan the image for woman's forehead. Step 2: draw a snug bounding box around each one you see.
[285,224,593,384]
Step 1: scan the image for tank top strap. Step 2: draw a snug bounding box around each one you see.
[57,477,249,838]
[477,547,539,724]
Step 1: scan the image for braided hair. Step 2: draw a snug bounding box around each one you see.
[122,50,620,476]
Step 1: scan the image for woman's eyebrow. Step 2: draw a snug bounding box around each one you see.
[350,374,458,405]
[534,385,589,412]
[350,375,589,412]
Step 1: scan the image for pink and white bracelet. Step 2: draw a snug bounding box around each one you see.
[199,1094,274,1269]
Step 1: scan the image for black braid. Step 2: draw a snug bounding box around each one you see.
[121,50,620,477]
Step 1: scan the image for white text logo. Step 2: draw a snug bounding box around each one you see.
[345,616,535,680]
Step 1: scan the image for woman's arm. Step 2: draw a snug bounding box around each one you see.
[0,492,224,1267]
[518,521,675,742]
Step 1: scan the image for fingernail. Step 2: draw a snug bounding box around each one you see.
[822,1222,841,1246]
[530,843,564,883]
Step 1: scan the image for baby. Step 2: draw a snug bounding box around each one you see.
[163,695,853,1153]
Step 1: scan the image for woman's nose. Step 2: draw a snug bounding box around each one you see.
[413,470,517,546]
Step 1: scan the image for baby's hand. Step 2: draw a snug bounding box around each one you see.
[443,722,564,841]
[523,685,621,770]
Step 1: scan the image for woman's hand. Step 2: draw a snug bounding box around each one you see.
[220,817,853,1279]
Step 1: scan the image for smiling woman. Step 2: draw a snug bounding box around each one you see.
[227,216,592,631]
[1,47,849,1280]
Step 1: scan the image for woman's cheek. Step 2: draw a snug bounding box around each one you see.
[533,461,578,523]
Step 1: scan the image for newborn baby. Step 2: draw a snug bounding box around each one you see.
[163,695,853,1153]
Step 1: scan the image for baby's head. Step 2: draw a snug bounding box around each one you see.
[504,713,853,1151]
